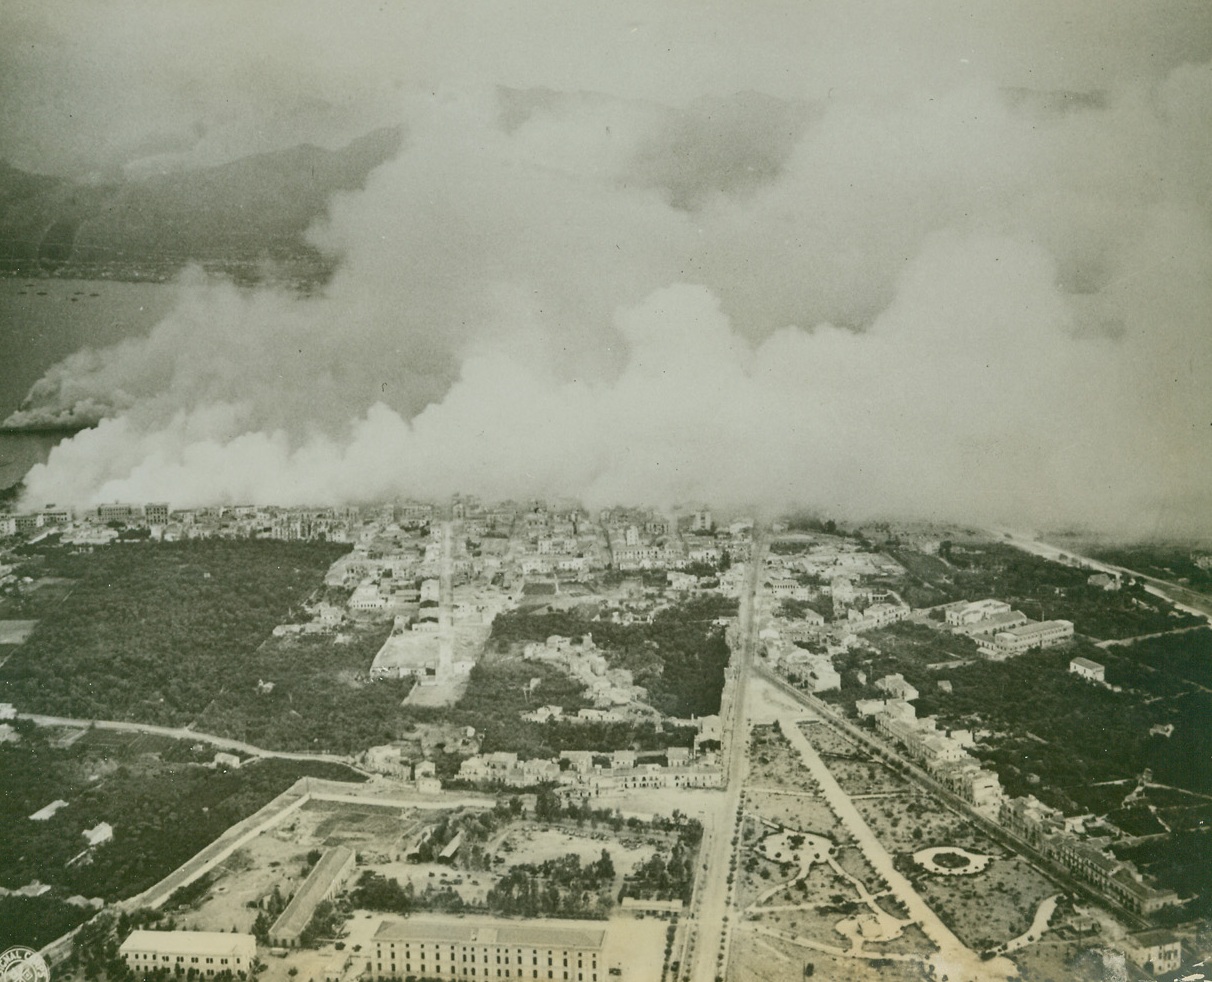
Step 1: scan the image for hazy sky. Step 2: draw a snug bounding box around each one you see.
[5,1,1212,178]
[8,1,1212,535]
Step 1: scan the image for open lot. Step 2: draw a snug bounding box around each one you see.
[172,794,684,938]
[0,619,38,644]
[497,825,657,874]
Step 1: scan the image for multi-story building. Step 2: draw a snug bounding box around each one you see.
[372,916,606,982]
[934,760,1004,812]
[945,599,1011,626]
[120,931,255,977]
[988,619,1074,656]
[144,502,170,525]
[843,603,911,632]
[97,502,136,524]
[999,795,1065,847]
[951,610,1029,637]
[1069,657,1105,683]
[1123,929,1182,976]
[874,673,919,702]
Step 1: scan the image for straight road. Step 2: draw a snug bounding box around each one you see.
[15,712,358,765]
[438,519,455,675]
[994,528,1212,621]
[1096,623,1208,648]
[779,714,1016,982]
[755,667,1151,931]
[687,530,765,982]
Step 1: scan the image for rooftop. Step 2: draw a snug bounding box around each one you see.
[120,931,256,958]
[1002,619,1073,637]
[1128,928,1180,947]
[374,917,606,950]
[269,846,355,940]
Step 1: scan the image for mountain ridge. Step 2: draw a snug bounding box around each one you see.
[0,126,403,283]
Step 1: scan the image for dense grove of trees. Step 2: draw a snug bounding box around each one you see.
[299,899,343,946]
[451,658,693,758]
[1086,543,1212,592]
[0,539,349,726]
[0,895,94,949]
[883,543,1202,638]
[191,623,414,753]
[909,646,1208,807]
[487,852,615,919]
[0,538,426,753]
[1115,628,1212,688]
[1115,831,1212,918]
[778,597,831,623]
[882,548,956,608]
[490,595,738,717]
[818,623,979,708]
[1,732,362,904]
[826,619,1212,817]
[619,835,698,904]
[349,871,414,914]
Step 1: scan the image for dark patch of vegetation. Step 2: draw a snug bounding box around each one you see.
[348,870,414,914]
[883,542,1202,638]
[1085,544,1212,593]
[928,851,971,869]
[0,731,362,903]
[778,597,831,623]
[619,834,700,904]
[490,595,738,717]
[818,623,979,707]
[1113,628,1212,688]
[1115,831,1212,919]
[299,898,343,947]
[191,622,414,753]
[916,649,1192,807]
[165,871,215,909]
[0,894,94,949]
[0,539,428,753]
[0,539,342,718]
[488,851,616,919]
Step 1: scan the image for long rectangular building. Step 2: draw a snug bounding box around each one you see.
[120,931,256,977]
[270,845,355,947]
[372,916,606,982]
[990,619,1074,655]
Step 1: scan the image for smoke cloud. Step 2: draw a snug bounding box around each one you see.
[11,19,1212,535]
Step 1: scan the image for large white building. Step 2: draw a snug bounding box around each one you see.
[945,599,1012,626]
[1124,929,1182,976]
[120,931,256,977]
[1069,656,1106,682]
[373,916,606,982]
[989,619,1074,656]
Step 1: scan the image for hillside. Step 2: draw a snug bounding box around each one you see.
[0,127,401,281]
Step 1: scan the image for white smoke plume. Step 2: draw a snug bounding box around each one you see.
[15,66,1212,534]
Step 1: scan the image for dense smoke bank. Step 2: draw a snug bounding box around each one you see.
[15,73,1212,535]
